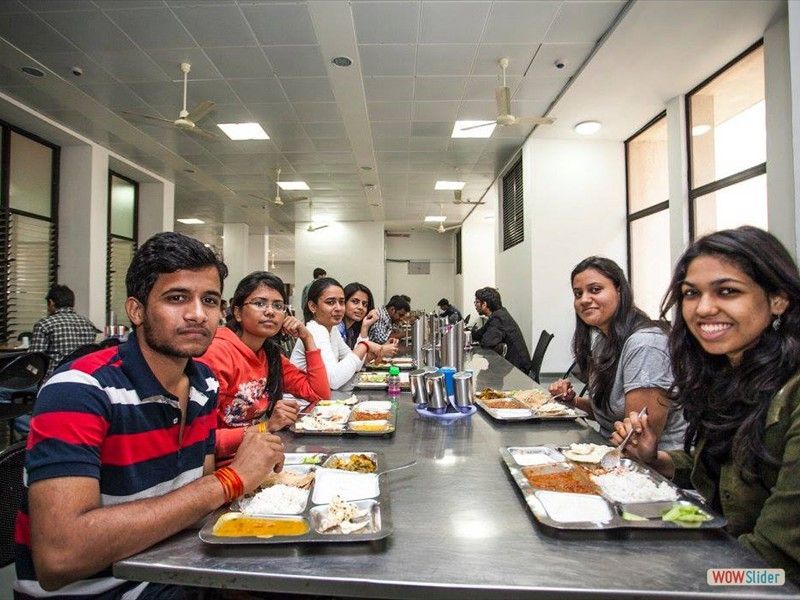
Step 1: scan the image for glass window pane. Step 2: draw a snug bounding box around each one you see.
[693,173,767,238]
[689,45,765,189]
[110,174,136,238]
[627,117,668,213]
[630,209,671,319]
[9,131,53,217]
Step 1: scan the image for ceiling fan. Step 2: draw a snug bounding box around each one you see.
[425,204,461,234]
[452,190,485,206]
[306,198,328,232]
[249,168,309,206]
[121,63,220,141]
[457,58,555,135]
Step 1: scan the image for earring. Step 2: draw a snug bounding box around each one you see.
[772,315,782,331]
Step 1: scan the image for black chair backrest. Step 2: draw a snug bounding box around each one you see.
[529,330,554,383]
[0,353,49,391]
[0,441,26,568]
[55,343,103,371]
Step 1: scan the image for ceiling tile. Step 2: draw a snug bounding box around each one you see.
[482,1,561,44]
[105,8,196,50]
[79,82,151,111]
[457,99,497,119]
[472,44,537,76]
[21,0,94,11]
[0,1,30,12]
[0,13,76,52]
[91,49,171,83]
[412,101,459,122]
[248,101,298,124]
[409,136,448,152]
[228,78,286,103]
[368,101,413,121]
[39,10,136,52]
[420,1,490,44]
[94,0,164,7]
[353,1,418,44]
[364,76,414,102]
[312,138,351,152]
[371,121,411,138]
[413,76,466,101]
[33,50,116,83]
[415,45,475,76]
[464,75,519,101]
[359,44,415,77]
[147,48,222,81]
[241,2,317,45]
[262,45,326,77]
[205,47,273,78]
[545,1,624,44]
[304,122,347,139]
[513,76,568,101]
[411,121,452,136]
[511,100,551,119]
[293,102,341,122]
[202,102,252,123]
[279,77,334,102]
[374,137,410,151]
[172,4,256,47]
[527,43,593,79]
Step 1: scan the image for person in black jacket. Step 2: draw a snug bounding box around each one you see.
[437,298,462,324]
[472,287,531,373]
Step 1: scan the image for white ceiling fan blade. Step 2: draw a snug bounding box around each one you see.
[120,111,175,125]
[185,100,215,124]
[515,116,556,125]
[458,120,498,132]
[184,126,221,141]
[307,224,329,232]
[248,193,270,202]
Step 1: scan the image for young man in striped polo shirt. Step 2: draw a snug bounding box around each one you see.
[15,232,286,599]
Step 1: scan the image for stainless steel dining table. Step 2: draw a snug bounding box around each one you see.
[114,349,799,599]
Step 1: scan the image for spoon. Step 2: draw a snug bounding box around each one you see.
[375,460,417,476]
[600,406,648,470]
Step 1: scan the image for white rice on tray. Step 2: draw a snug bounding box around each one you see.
[240,484,309,515]
[591,469,679,504]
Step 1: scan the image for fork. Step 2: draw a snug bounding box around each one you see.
[600,406,648,470]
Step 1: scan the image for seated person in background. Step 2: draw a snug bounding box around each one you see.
[300,267,326,321]
[437,298,462,323]
[368,295,411,344]
[200,271,330,465]
[15,232,284,598]
[291,277,385,390]
[613,227,800,583]
[548,257,686,449]
[340,282,400,361]
[472,287,531,373]
[29,284,99,378]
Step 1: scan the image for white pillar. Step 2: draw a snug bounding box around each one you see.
[138,180,174,242]
[247,232,269,273]
[787,1,800,258]
[666,95,690,267]
[223,223,249,298]
[58,144,108,327]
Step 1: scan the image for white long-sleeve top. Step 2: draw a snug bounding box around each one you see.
[290,320,364,390]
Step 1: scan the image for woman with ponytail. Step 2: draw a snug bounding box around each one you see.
[200,271,330,463]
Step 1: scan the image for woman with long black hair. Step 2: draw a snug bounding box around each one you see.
[613,227,800,582]
[339,282,400,361]
[200,271,330,463]
[549,256,686,449]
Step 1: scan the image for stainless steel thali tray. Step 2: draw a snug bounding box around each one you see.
[477,398,588,421]
[200,451,393,544]
[364,357,415,371]
[500,446,728,530]
[289,399,397,436]
[354,371,410,390]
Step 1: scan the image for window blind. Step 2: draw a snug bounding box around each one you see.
[501,157,524,251]
[107,237,134,327]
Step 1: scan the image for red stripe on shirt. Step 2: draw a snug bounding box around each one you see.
[28,412,109,448]
[14,510,30,546]
[70,347,119,373]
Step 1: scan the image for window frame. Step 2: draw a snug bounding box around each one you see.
[106,170,138,326]
[500,156,524,251]
[685,39,766,240]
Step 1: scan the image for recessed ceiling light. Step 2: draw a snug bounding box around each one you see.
[331,56,353,67]
[277,181,310,191]
[451,120,496,138]
[177,218,205,225]
[425,216,447,223]
[574,121,601,135]
[183,168,195,173]
[691,124,711,137]
[435,180,465,191]
[363,183,375,188]
[217,122,269,141]
[483,215,495,221]
[360,166,373,171]
[21,66,45,78]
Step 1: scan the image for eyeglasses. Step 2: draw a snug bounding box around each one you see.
[244,299,290,313]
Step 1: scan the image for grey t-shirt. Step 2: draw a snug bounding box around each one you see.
[591,327,687,451]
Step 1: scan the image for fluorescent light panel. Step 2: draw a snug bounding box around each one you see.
[434,180,465,191]
[451,120,496,138]
[425,216,447,223]
[177,218,205,225]
[277,181,310,191]
[217,122,269,140]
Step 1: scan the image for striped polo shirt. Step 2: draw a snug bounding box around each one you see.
[14,333,218,599]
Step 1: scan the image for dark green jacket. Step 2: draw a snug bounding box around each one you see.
[668,372,800,584]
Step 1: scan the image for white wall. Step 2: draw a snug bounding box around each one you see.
[788,1,800,259]
[527,137,627,373]
[294,221,385,306]
[457,182,498,322]
[385,230,454,311]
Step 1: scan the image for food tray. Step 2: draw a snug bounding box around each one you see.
[476,398,588,421]
[500,446,728,530]
[365,357,415,371]
[200,451,392,544]
[290,399,397,436]
[354,371,410,390]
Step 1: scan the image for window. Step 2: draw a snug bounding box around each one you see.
[687,42,766,238]
[626,114,670,319]
[107,172,138,328]
[501,157,523,251]
[455,229,462,275]
[0,123,59,344]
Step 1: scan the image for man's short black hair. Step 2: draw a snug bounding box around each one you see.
[46,284,75,309]
[437,298,450,308]
[386,296,410,312]
[313,267,327,279]
[126,232,228,304]
[475,287,502,311]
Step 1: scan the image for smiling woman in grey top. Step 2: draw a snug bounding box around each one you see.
[549,257,687,451]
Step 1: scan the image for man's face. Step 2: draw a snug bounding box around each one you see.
[388,307,408,324]
[127,266,222,359]
[46,299,56,315]
[474,298,488,316]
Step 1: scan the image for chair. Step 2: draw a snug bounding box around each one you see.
[494,342,508,358]
[55,342,103,370]
[0,441,26,568]
[0,353,49,398]
[562,360,588,397]
[528,330,554,383]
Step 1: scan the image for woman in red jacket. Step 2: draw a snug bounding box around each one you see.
[200,271,330,463]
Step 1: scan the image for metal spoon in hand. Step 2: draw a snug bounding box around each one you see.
[600,406,648,470]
